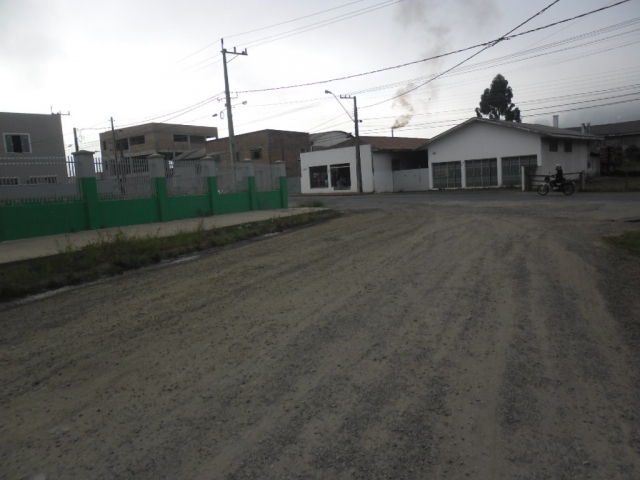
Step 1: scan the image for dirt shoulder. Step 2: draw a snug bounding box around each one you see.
[1,202,639,479]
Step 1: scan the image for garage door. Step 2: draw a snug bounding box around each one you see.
[465,158,497,187]
[501,155,537,187]
[432,161,461,189]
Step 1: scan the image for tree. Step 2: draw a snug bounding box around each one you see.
[475,74,522,122]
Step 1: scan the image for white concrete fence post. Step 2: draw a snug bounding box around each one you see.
[147,153,166,178]
[240,159,255,179]
[73,150,96,178]
[273,160,286,179]
[200,156,217,178]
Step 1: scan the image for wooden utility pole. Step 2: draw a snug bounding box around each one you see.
[221,38,247,164]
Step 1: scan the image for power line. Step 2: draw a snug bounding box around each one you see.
[243,0,402,49]
[176,0,374,64]
[234,0,629,95]
[361,97,640,134]
[350,15,640,96]
[362,0,566,109]
[179,0,399,69]
[227,0,371,39]
[114,92,225,129]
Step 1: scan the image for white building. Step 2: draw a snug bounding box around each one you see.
[300,136,427,194]
[419,118,601,189]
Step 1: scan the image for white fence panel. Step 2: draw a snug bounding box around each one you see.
[0,157,83,204]
[95,157,155,200]
[166,160,207,196]
[255,164,280,192]
[216,163,248,193]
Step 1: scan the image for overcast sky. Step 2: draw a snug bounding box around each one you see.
[1,0,639,153]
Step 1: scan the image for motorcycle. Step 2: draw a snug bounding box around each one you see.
[537,175,575,196]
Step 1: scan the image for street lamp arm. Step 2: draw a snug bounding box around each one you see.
[325,90,355,122]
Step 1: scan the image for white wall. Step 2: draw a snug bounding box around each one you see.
[358,145,374,193]
[539,139,592,176]
[301,146,373,194]
[393,168,430,192]
[428,121,542,188]
[371,152,394,193]
[300,145,402,194]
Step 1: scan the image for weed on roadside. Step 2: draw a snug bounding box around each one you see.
[297,200,325,208]
[604,230,640,258]
[0,210,341,302]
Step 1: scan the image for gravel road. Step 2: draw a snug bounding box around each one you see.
[2,196,640,479]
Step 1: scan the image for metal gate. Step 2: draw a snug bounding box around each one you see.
[432,161,461,188]
[465,158,497,187]
[501,155,537,187]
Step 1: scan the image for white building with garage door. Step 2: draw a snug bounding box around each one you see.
[418,118,600,189]
[300,136,427,194]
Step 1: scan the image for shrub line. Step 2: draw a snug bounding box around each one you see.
[0,210,340,302]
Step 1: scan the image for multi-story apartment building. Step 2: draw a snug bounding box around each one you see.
[0,111,68,185]
[99,123,218,161]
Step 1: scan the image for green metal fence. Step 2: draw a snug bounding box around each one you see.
[0,154,288,242]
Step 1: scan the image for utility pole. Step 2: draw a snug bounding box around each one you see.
[73,128,79,152]
[340,95,363,193]
[110,117,121,186]
[221,38,247,164]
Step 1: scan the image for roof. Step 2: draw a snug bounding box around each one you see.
[310,130,351,139]
[331,136,429,151]
[565,120,640,136]
[419,117,601,149]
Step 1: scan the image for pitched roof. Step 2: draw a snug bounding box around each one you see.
[565,120,640,136]
[419,117,601,149]
[332,136,429,151]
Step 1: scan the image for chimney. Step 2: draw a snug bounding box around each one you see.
[553,115,559,128]
[581,123,585,134]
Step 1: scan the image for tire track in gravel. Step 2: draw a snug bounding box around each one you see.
[2,204,640,480]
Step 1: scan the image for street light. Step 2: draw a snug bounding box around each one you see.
[325,90,363,193]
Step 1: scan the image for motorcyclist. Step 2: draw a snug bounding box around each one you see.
[551,164,564,188]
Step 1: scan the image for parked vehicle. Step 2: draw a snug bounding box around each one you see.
[537,175,575,196]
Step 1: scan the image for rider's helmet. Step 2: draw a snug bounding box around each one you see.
[555,164,562,171]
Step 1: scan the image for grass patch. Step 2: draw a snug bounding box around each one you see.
[604,230,640,258]
[0,209,341,302]
[296,200,325,208]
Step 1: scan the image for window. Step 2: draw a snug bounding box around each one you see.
[330,163,352,190]
[28,176,57,184]
[102,140,107,150]
[251,148,262,160]
[309,165,328,189]
[129,135,145,146]
[0,177,19,186]
[173,134,188,142]
[190,135,205,143]
[564,141,572,153]
[115,138,129,151]
[549,140,558,152]
[4,134,31,153]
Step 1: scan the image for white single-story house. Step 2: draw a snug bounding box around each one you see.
[300,136,427,194]
[417,117,602,189]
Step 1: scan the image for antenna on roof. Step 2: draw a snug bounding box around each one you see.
[50,106,70,116]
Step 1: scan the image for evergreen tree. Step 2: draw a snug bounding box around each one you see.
[475,74,522,122]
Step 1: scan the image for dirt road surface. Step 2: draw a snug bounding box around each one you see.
[2,195,640,479]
